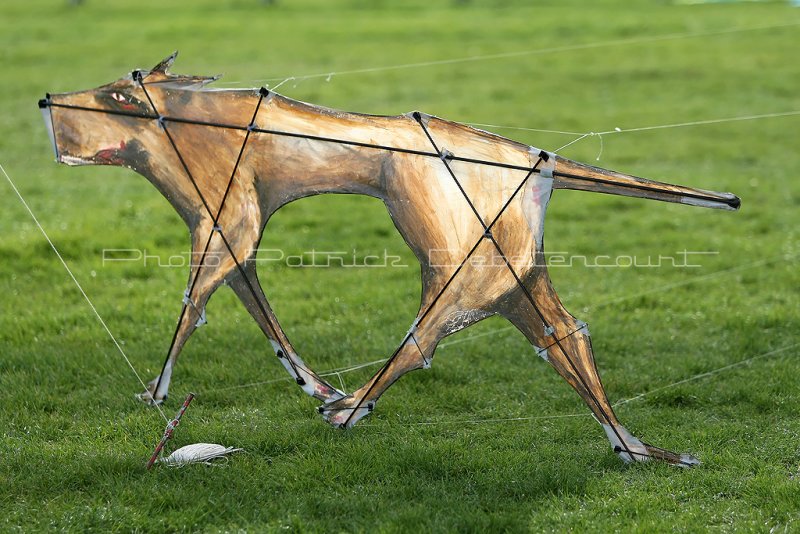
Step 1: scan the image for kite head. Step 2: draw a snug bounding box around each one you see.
[38,52,220,169]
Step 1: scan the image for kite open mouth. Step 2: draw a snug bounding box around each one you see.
[93,140,127,165]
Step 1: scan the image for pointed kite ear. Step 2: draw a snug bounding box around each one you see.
[151,51,178,74]
[137,51,219,87]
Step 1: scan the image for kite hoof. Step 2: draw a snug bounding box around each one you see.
[318,396,373,429]
[642,443,701,468]
[610,441,701,467]
[603,424,699,466]
[137,377,166,406]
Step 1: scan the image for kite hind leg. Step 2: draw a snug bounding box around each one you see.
[503,273,700,467]
[228,262,346,404]
[320,305,458,429]
[319,329,433,429]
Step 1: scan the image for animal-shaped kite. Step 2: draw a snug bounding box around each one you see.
[39,53,740,466]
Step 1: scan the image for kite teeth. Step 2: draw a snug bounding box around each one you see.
[159,443,242,467]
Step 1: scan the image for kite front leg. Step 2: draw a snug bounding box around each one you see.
[138,275,215,405]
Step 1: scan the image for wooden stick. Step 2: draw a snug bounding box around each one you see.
[146,393,195,470]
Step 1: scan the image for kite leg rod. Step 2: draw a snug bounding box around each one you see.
[146,392,195,470]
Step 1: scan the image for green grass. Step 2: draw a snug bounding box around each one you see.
[1,0,799,531]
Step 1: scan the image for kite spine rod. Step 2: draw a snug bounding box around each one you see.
[42,100,732,207]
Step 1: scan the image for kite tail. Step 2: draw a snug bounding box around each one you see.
[551,155,740,211]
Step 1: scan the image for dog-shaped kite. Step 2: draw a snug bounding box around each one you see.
[39,54,740,465]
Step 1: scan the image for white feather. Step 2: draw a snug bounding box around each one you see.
[159,443,242,467]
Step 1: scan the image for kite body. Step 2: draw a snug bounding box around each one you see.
[39,54,739,466]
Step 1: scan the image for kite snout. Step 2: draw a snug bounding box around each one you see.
[39,94,59,161]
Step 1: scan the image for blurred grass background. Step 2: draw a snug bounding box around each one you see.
[1,0,799,531]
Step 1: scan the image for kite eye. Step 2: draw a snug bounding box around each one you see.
[104,91,148,114]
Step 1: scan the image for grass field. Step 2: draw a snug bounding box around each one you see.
[2,0,799,531]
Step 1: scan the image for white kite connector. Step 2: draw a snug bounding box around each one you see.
[407,110,432,126]
[530,147,556,178]
[194,307,207,328]
[406,317,420,338]
[577,320,589,336]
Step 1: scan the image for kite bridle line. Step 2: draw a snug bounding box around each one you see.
[39,77,692,465]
